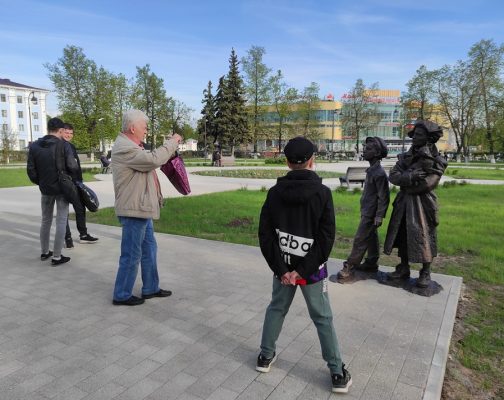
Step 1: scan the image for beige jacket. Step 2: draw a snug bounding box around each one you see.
[111,133,178,219]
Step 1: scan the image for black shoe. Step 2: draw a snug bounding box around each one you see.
[40,251,53,260]
[65,238,74,249]
[387,263,411,280]
[113,296,145,306]
[80,234,98,243]
[417,270,431,288]
[142,289,172,299]
[337,261,354,281]
[332,364,352,393]
[51,255,71,266]
[256,352,277,373]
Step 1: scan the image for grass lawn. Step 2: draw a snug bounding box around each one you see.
[446,166,504,180]
[86,183,504,399]
[192,169,342,179]
[0,167,99,188]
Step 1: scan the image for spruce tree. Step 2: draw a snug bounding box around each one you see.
[200,80,217,143]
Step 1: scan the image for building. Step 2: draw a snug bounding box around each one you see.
[0,78,50,150]
[178,138,198,152]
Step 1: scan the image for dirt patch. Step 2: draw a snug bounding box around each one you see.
[226,217,254,228]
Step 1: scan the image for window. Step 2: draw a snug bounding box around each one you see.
[18,111,23,118]
[34,125,39,132]
[19,139,26,149]
[1,110,7,118]
[2,123,8,132]
[17,95,23,103]
[19,124,24,131]
[32,112,39,119]
[0,94,6,102]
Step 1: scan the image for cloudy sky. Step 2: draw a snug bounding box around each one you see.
[1,0,503,119]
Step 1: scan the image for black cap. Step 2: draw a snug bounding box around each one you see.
[284,136,317,164]
[408,120,443,143]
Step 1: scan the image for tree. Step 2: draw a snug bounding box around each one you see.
[434,61,479,158]
[340,79,380,155]
[215,49,249,155]
[242,46,272,152]
[468,39,504,161]
[167,98,193,135]
[294,82,321,139]
[268,70,298,152]
[1,127,17,164]
[403,65,437,120]
[130,64,170,148]
[45,45,116,152]
[198,80,217,154]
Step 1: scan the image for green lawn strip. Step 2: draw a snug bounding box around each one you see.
[446,167,504,180]
[192,169,342,179]
[0,167,98,188]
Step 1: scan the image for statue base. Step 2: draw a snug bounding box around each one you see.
[376,271,443,297]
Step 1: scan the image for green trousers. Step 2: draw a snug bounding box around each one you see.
[260,277,343,375]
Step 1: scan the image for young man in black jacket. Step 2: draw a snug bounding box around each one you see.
[257,136,352,394]
[62,123,98,248]
[27,118,79,265]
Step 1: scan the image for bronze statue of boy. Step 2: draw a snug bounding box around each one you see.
[382,120,448,288]
[337,137,390,282]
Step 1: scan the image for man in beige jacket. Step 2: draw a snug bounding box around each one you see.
[112,109,182,306]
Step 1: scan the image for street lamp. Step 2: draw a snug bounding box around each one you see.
[393,109,407,153]
[27,91,38,145]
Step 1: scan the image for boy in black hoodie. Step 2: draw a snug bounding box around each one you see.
[257,136,352,394]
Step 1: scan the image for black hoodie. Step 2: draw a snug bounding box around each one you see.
[258,169,335,284]
[27,135,79,195]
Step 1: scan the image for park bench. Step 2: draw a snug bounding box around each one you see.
[339,166,367,188]
[220,156,236,167]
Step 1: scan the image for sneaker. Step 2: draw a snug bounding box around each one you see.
[113,296,145,306]
[40,251,53,260]
[65,238,74,249]
[142,289,172,299]
[387,263,410,280]
[51,255,71,266]
[80,234,98,243]
[256,352,277,373]
[332,364,352,393]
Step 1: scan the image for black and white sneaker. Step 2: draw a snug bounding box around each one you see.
[331,364,352,393]
[65,238,74,249]
[51,255,71,266]
[79,234,98,244]
[256,352,277,373]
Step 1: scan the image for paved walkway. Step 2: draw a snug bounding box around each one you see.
[0,162,464,400]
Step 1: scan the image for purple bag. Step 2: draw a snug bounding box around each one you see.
[160,153,191,195]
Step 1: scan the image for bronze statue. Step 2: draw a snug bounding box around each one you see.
[337,137,390,282]
[382,120,448,288]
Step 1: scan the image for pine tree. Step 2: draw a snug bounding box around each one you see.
[214,75,231,147]
[199,80,217,146]
[219,48,250,155]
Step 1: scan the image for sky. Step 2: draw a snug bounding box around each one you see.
[1,0,504,121]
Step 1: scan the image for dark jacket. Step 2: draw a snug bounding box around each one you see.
[360,161,390,218]
[384,144,448,263]
[67,141,83,181]
[258,169,335,284]
[27,135,79,195]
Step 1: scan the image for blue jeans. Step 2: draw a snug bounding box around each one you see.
[113,217,160,301]
[260,277,343,375]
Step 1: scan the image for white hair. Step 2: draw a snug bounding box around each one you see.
[122,109,148,133]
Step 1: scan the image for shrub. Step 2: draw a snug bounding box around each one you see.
[265,157,287,165]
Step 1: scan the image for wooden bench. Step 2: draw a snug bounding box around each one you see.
[220,156,236,167]
[339,167,367,188]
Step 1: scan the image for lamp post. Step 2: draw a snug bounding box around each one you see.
[27,91,38,145]
[393,109,406,153]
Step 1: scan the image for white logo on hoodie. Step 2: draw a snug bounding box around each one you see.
[276,229,313,259]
